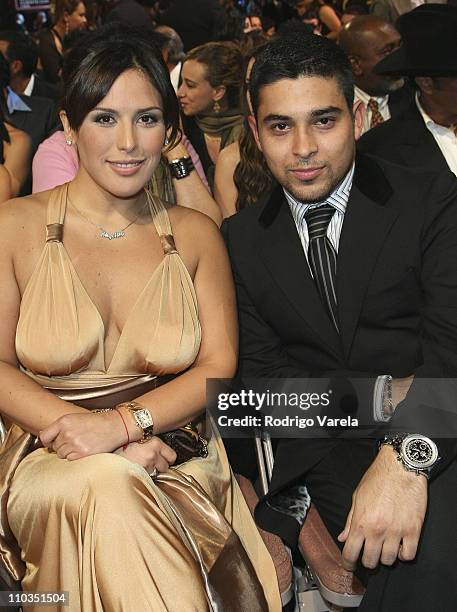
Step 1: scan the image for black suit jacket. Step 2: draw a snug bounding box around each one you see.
[222,154,457,513]
[30,74,61,102]
[357,101,449,173]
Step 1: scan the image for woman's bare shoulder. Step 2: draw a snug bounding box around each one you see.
[217,141,240,167]
[168,204,224,253]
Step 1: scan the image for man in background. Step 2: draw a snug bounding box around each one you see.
[338,16,412,134]
[358,4,457,176]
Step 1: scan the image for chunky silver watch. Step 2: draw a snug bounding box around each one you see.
[379,433,439,479]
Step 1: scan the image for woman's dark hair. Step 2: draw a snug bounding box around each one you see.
[249,32,354,116]
[54,0,82,22]
[184,41,243,109]
[61,24,180,146]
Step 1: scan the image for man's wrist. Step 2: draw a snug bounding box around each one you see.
[373,375,393,422]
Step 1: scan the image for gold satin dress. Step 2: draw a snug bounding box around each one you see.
[2,184,281,611]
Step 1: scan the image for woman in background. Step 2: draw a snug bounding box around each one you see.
[178,41,244,190]
[38,0,87,84]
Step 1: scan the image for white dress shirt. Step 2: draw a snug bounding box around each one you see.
[285,163,354,267]
[354,86,391,136]
[416,93,457,176]
[23,73,35,97]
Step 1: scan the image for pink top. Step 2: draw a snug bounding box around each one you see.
[32,131,210,193]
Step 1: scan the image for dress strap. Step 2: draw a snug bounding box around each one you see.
[145,187,177,255]
[45,183,68,243]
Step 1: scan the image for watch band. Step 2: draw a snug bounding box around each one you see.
[168,155,194,180]
[117,401,154,443]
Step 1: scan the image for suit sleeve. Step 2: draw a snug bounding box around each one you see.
[390,171,457,476]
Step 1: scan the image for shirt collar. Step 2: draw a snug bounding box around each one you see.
[415,92,456,137]
[354,85,389,110]
[23,73,35,98]
[6,87,32,114]
[285,162,355,222]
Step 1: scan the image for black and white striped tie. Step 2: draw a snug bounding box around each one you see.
[305,204,339,330]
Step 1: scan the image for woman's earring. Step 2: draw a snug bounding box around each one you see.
[66,138,73,146]
[164,136,170,147]
[213,101,221,114]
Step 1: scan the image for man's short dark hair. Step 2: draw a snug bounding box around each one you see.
[0,30,38,78]
[249,33,355,116]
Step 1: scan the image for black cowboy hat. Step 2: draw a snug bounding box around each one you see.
[374,4,457,77]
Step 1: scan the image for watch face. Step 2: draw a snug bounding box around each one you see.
[135,408,153,429]
[401,435,438,470]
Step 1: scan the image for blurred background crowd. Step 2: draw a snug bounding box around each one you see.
[0,0,455,217]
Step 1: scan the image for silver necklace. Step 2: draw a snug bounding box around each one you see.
[69,197,148,240]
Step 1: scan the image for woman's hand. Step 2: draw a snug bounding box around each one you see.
[39,411,127,459]
[115,437,177,474]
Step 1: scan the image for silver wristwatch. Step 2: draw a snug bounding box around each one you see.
[380,433,439,479]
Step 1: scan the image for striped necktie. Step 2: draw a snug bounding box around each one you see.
[305,204,339,330]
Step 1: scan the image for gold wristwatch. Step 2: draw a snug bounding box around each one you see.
[118,401,154,443]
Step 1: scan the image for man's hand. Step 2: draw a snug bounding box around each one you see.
[39,411,127,459]
[338,445,427,570]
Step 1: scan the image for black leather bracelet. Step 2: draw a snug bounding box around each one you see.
[168,155,195,180]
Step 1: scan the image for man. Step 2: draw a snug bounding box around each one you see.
[370,0,446,24]
[154,25,185,92]
[222,33,457,610]
[358,4,457,176]
[338,16,412,134]
[0,30,59,101]
[104,0,154,29]
[159,0,224,52]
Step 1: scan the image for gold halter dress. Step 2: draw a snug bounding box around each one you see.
[0,183,280,611]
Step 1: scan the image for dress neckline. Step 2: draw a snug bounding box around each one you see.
[41,183,184,372]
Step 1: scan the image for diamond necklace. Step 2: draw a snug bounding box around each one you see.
[68,196,148,240]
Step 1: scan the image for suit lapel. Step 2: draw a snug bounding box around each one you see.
[257,187,340,356]
[337,155,398,360]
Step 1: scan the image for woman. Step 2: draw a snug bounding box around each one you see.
[38,0,87,84]
[0,25,280,611]
[178,41,244,190]
[295,0,341,38]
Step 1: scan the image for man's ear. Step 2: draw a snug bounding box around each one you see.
[247,114,262,151]
[348,55,362,77]
[59,110,77,145]
[415,76,434,95]
[9,59,22,77]
[353,99,365,141]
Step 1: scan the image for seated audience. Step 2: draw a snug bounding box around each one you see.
[294,0,342,38]
[178,41,244,190]
[358,4,457,176]
[1,53,59,194]
[104,0,154,29]
[154,25,185,92]
[0,108,30,202]
[338,15,412,135]
[38,0,87,84]
[160,0,225,51]
[0,24,279,610]
[0,30,59,101]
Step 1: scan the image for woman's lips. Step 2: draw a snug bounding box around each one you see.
[107,160,145,176]
[289,166,325,181]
